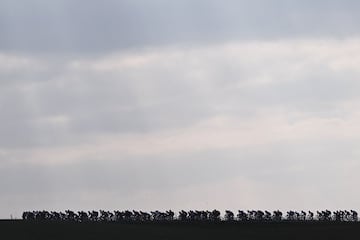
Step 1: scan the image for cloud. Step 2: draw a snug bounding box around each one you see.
[1,0,360,54]
[1,38,360,218]
[1,38,360,149]
[2,137,359,217]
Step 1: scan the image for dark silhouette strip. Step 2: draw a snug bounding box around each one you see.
[21,210,358,222]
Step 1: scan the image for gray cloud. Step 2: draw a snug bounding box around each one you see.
[1,138,359,217]
[1,39,360,150]
[2,1,360,219]
[1,0,360,54]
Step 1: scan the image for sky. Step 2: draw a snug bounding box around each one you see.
[1,0,360,219]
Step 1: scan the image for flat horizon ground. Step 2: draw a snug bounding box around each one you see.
[1,220,360,240]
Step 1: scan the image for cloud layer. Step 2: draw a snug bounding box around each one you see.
[1,0,360,54]
[1,37,360,218]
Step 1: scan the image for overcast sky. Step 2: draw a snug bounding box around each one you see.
[1,0,360,218]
